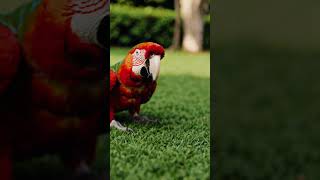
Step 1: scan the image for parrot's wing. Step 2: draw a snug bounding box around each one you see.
[0,24,21,94]
[110,69,118,91]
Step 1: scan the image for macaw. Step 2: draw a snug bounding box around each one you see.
[110,42,165,131]
[0,0,109,179]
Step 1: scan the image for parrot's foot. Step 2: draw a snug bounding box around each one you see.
[133,114,158,124]
[72,161,94,180]
[110,120,133,132]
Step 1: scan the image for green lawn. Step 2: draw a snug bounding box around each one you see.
[110,47,210,179]
[215,45,320,180]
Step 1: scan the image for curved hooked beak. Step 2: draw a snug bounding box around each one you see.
[149,55,161,81]
[97,15,109,49]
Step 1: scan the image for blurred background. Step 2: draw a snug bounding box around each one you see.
[214,0,320,179]
[110,0,211,179]
[110,0,210,52]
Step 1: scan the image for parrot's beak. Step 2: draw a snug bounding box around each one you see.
[97,15,109,49]
[149,55,161,81]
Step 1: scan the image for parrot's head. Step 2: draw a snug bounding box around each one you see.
[125,42,165,82]
[60,0,109,49]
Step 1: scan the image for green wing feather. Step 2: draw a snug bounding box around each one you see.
[0,0,42,35]
[110,61,123,72]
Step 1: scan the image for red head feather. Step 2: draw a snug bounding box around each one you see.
[129,42,165,60]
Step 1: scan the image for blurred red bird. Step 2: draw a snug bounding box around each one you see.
[0,0,109,179]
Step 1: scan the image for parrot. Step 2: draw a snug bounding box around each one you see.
[0,0,109,179]
[110,42,165,132]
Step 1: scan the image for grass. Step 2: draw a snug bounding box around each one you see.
[110,47,210,179]
[215,45,320,180]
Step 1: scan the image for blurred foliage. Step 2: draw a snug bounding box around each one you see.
[111,0,174,9]
[110,4,210,49]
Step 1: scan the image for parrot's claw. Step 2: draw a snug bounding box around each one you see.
[110,120,133,132]
[72,161,93,180]
[133,115,158,124]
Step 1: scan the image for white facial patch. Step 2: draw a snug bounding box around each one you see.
[69,0,109,46]
[131,49,147,75]
[132,49,147,66]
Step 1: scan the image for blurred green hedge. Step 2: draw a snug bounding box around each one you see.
[111,0,174,9]
[110,4,210,49]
